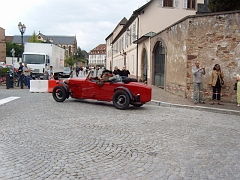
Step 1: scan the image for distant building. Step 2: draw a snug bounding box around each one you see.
[0,27,6,62]
[6,32,77,57]
[88,44,106,67]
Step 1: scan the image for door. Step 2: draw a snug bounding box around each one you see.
[154,41,165,88]
[143,50,147,82]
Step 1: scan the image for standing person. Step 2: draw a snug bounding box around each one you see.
[236,74,240,106]
[17,62,24,87]
[76,66,79,77]
[23,62,31,89]
[192,61,205,104]
[91,67,94,76]
[48,66,54,78]
[113,66,121,75]
[86,66,89,75]
[210,64,224,105]
[96,66,100,77]
[121,65,130,77]
[79,66,83,76]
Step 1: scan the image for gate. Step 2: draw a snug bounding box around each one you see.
[154,41,165,88]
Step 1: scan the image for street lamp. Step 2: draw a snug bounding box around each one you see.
[18,22,26,46]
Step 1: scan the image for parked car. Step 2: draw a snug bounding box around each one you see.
[59,67,72,78]
[52,72,152,110]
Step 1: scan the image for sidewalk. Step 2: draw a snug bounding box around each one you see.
[150,85,240,115]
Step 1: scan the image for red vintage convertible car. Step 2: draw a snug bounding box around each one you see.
[52,72,152,110]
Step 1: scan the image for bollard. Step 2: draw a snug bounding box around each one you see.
[6,71,10,89]
[20,74,23,89]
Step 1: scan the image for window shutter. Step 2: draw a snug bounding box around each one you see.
[174,0,179,8]
[183,0,187,8]
[158,0,163,7]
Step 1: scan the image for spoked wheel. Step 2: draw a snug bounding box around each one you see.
[52,86,67,102]
[113,90,130,110]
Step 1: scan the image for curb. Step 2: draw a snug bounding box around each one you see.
[150,100,240,116]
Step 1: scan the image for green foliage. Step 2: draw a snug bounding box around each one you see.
[28,31,42,43]
[208,0,240,12]
[0,67,10,76]
[65,56,75,69]
[6,42,23,57]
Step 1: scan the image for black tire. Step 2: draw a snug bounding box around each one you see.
[132,103,143,107]
[113,90,130,110]
[52,86,67,102]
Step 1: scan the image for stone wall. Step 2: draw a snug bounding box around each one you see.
[186,12,240,102]
[0,27,6,63]
[150,11,240,102]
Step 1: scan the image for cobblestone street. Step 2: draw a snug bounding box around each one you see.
[0,89,240,179]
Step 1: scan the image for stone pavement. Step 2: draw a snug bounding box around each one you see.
[150,85,240,115]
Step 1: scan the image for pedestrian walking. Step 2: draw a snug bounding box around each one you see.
[192,60,205,104]
[209,64,224,105]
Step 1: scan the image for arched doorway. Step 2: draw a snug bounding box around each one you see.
[142,49,148,82]
[154,41,165,88]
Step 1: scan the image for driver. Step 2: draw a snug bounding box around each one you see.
[96,70,110,87]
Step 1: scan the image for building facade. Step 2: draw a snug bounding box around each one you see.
[88,44,106,67]
[105,0,207,80]
[0,27,6,62]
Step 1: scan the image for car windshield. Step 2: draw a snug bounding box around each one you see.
[63,67,70,71]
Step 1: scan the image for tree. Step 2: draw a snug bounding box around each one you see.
[28,31,42,43]
[208,0,240,12]
[65,55,75,69]
[6,42,24,57]
[74,47,88,64]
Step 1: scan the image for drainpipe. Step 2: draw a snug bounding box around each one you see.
[136,15,139,81]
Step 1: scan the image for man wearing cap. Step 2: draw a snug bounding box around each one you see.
[17,62,24,87]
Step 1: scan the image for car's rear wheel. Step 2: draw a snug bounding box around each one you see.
[113,90,130,110]
[52,86,67,102]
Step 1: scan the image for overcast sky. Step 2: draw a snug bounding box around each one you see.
[0,0,149,52]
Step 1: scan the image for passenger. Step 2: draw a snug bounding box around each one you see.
[113,66,121,75]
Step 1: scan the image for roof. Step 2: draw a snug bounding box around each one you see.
[133,32,156,44]
[5,36,14,42]
[105,17,128,41]
[111,0,153,44]
[12,34,76,45]
[89,44,106,54]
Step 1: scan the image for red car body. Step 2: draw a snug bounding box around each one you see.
[52,73,152,109]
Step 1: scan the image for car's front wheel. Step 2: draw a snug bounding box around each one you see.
[113,90,130,110]
[52,86,67,102]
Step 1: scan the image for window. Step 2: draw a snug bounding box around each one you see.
[125,33,128,47]
[133,23,136,41]
[163,0,173,7]
[183,0,195,9]
[187,0,195,9]
[158,0,179,8]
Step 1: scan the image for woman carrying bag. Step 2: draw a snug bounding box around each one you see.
[210,64,224,105]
